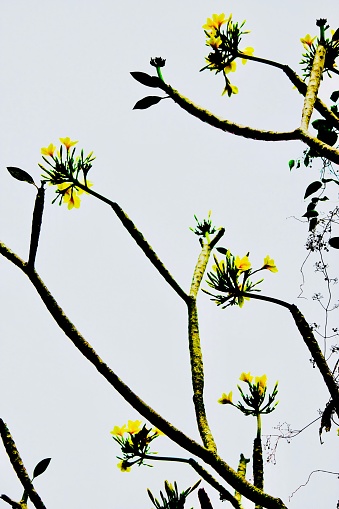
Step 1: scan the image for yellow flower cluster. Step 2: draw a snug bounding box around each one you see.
[202,13,254,96]
[40,137,93,210]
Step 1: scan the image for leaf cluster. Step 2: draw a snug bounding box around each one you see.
[147,480,201,509]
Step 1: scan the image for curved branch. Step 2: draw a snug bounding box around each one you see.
[157,80,299,141]
[0,242,287,509]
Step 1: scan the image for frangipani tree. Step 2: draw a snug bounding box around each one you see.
[0,5,338,509]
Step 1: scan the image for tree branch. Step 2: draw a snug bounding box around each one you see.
[0,241,288,509]
[0,419,47,509]
[74,183,189,304]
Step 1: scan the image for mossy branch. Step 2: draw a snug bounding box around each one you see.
[188,230,225,452]
[0,241,288,509]
[0,419,46,509]
[155,81,339,164]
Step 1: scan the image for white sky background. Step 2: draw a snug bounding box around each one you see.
[0,1,338,508]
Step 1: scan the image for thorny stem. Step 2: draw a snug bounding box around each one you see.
[188,229,225,453]
[301,44,326,130]
[0,419,47,509]
[0,241,288,509]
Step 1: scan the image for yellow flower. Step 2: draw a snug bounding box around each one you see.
[203,13,228,31]
[41,143,56,157]
[117,460,131,473]
[127,420,142,434]
[59,137,79,150]
[235,255,251,272]
[206,34,222,49]
[57,182,81,210]
[218,391,233,404]
[262,255,278,273]
[240,47,255,65]
[255,374,267,395]
[239,372,253,384]
[110,425,127,436]
[224,61,237,74]
[300,34,316,50]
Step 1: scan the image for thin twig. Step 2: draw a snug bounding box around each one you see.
[75,183,189,303]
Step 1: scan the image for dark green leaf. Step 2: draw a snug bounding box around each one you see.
[133,96,163,110]
[130,72,162,88]
[302,210,319,218]
[216,247,228,255]
[307,200,318,211]
[7,167,35,185]
[319,196,329,201]
[329,237,339,249]
[288,159,295,170]
[308,217,318,232]
[311,119,328,130]
[304,180,322,199]
[317,129,338,146]
[32,458,51,479]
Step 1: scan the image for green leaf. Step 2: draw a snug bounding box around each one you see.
[329,237,339,249]
[130,72,162,88]
[7,167,35,185]
[288,159,295,170]
[330,90,339,102]
[304,180,322,199]
[133,96,163,110]
[302,209,319,218]
[216,247,228,255]
[32,458,51,479]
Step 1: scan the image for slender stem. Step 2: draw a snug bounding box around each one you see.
[0,419,47,509]
[301,44,326,130]
[237,52,339,130]
[75,182,189,304]
[0,241,288,509]
[28,183,45,268]
[243,292,339,417]
[187,230,224,452]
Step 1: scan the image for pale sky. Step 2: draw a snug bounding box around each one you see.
[0,1,338,508]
